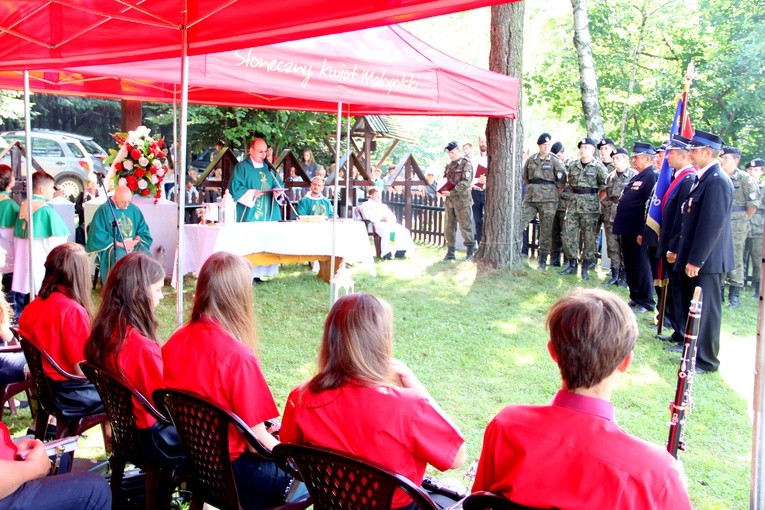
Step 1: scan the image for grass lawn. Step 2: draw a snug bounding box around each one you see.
[4,242,754,509]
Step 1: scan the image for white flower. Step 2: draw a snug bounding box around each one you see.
[153,159,162,169]
[117,147,128,160]
[138,157,149,167]
[123,160,134,170]
[126,126,151,146]
[118,177,127,186]
[151,175,159,184]
[137,179,148,190]
[157,167,166,177]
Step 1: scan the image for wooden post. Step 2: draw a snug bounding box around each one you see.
[120,100,142,132]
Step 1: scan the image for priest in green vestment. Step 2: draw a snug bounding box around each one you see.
[0,165,19,289]
[86,185,153,285]
[229,138,285,223]
[10,172,69,308]
[296,176,334,218]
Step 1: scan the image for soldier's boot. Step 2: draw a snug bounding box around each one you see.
[550,251,561,267]
[581,260,591,281]
[559,259,578,276]
[605,267,619,285]
[618,268,627,287]
[537,252,547,270]
[720,285,726,303]
[729,286,741,308]
[466,246,476,262]
[443,248,456,261]
[754,280,761,300]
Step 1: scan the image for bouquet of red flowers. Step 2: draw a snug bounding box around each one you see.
[104,126,169,201]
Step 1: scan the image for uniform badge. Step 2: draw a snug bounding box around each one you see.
[751,192,757,200]
[557,172,563,179]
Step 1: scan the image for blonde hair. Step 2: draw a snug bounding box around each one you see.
[191,252,258,350]
[308,293,398,392]
[0,290,13,326]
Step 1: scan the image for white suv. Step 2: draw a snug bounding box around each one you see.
[0,130,95,199]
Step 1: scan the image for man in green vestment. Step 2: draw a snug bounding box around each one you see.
[229,138,285,222]
[296,177,333,218]
[0,164,19,292]
[10,171,69,313]
[86,185,153,285]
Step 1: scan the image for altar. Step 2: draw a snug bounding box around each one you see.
[180,220,375,282]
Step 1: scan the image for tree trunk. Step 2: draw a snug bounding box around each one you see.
[478,1,524,269]
[619,9,647,146]
[120,100,142,132]
[571,0,604,140]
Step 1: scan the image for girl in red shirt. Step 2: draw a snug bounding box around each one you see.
[281,293,466,510]
[163,252,291,509]
[85,252,183,464]
[19,243,103,419]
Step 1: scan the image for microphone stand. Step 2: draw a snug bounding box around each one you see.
[94,172,127,275]
[264,160,301,220]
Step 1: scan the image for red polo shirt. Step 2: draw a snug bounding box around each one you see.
[19,291,90,380]
[473,390,692,510]
[0,423,17,461]
[281,381,464,509]
[102,327,163,430]
[162,317,279,460]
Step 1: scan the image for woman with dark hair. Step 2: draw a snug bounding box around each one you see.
[300,148,318,179]
[280,293,466,510]
[163,252,291,509]
[85,252,183,463]
[18,243,103,417]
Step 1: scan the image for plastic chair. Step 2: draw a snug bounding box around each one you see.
[272,442,439,510]
[0,344,33,417]
[19,336,107,440]
[154,388,310,510]
[353,206,383,258]
[462,491,556,510]
[81,364,185,510]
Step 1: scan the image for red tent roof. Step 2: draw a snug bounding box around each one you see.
[0,0,519,70]
[0,25,519,118]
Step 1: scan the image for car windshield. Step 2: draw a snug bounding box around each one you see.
[79,139,106,156]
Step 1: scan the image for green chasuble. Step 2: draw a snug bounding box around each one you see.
[0,192,19,228]
[86,200,153,284]
[229,159,284,222]
[296,194,333,217]
[14,196,69,239]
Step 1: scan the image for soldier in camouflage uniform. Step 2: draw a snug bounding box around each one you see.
[596,138,616,253]
[559,137,608,280]
[745,158,765,298]
[601,147,636,285]
[521,133,566,270]
[440,140,475,261]
[550,142,569,267]
[720,147,759,307]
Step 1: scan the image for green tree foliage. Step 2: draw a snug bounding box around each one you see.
[526,0,764,156]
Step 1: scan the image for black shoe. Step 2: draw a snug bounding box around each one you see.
[253,277,263,284]
[729,286,741,308]
[632,305,652,314]
[695,367,708,374]
[443,249,456,261]
[559,260,578,275]
[466,246,476,262]
[628,300,638,307]
[394,250,406,259]
[656,334,675,342]
[665,344,684,353]
[605,268,619,285]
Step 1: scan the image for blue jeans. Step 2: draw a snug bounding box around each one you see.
[231,452,291,510]
[0,472,111,510]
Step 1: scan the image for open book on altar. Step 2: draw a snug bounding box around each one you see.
[237,188,286,208]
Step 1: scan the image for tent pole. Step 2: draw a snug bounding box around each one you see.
[329,102,342,307]
[509,117,517,268]
[23,71,35,300]
[752,233,765,509]
[175,5,189,327]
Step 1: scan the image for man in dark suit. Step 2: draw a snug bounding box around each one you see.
[656,135,697,346]
[614,142,657,314]
[667,129,734,373]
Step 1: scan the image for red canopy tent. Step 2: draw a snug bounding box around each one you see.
[0,25,518,118]
[0,0,515,70]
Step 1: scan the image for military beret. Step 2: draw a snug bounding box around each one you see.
[597,138,615,149]
[631,142,656,156]
[667,135,692,151]
[720,146,742,157]
[551,142,564,155]
[537,133,552,145]
[610,147,629,157]
[688,130,724,151]
[577,137,596,148]
[745,158,765,169]
[444,140,459,152]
